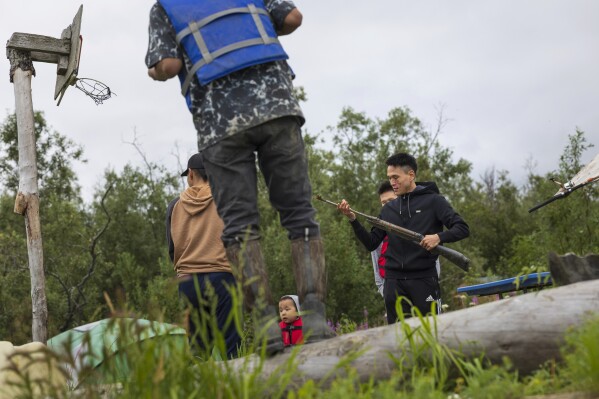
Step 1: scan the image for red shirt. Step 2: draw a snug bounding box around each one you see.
[377,235,389,278]
[279,317,304,347]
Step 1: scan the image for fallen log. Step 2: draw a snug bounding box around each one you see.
[228,279,599,385]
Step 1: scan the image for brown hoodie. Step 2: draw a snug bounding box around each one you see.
[169,183,231,277]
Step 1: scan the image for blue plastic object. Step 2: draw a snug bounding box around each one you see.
[457,272,552,297]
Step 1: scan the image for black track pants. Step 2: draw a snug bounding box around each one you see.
[384,276,442,324]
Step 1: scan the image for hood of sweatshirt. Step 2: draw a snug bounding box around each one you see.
[409,181,440,197]
[394,181,440,217]
[179,183,213,216]
[280,294,301,314]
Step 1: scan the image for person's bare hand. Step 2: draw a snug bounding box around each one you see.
[420,234,440,251]
[148,67,160,80]
[148,58,183,81]
[337,199,356,221]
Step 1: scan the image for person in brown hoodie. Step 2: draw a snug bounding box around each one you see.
[166,153,240,358]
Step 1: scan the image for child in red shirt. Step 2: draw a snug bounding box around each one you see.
[278,295,304,347]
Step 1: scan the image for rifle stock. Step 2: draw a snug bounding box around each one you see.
[430,245,470,272]
[315,195,470,272]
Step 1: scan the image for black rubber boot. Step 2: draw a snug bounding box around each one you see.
[290,235,335,342]
[256,305,285,356]
[226,239,283,355]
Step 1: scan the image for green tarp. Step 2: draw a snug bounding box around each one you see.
[47,318,187,386]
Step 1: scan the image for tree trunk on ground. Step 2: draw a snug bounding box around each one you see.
[9,53,48,344]
[228,279,599,386]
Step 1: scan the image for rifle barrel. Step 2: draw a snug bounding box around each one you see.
[315,195,371,219]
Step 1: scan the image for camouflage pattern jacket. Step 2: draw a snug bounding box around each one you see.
[146,0,305,150]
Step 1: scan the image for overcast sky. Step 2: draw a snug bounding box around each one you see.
[1,0,598,202]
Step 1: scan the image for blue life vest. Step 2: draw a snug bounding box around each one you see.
[159,0,288,97]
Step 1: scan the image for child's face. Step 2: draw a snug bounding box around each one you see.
[379,190,397,206]
[279,298,299,324]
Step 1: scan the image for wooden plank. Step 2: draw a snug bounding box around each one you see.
[30,51,60,64]
[55,30,70,75]
[7,32,70,56]
[55,5,83,103]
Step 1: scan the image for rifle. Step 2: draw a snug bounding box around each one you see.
[315,195,470,272]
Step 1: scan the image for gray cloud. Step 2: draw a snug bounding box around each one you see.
[1,0,597,202]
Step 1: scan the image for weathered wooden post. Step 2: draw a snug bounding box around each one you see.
[5,5,83,344]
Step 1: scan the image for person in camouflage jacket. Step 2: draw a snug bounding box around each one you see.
[146,0,332,355]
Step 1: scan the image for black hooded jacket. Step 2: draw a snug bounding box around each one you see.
[350,181,469,279]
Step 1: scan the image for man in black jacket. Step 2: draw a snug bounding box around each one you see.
[338,153,469,323]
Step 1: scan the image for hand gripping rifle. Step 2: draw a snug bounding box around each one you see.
[315,195,470,272]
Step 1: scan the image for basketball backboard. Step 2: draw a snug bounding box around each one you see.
[54,5,83,105]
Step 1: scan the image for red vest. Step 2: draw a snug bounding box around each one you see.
[378,235,389,278]
[279,317,304,347]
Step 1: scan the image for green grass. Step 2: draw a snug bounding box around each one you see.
[559,314,599,394]
[5,296,599,398]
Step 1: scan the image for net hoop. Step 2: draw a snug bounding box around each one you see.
[74,77,115,105]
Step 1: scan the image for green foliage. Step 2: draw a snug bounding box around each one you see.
[559,315,599,394]
[517,130,599,265]
[391,302,465,393]
[0,111,85,201]
[0,112,93,341]
[94,163,179,274]
[90,162,180,318]
[458,358,522,399]
[145,255,183,320]
[521,361,562,396]
[559,128,592,177]
[0,194,30,342]
[1,103,598,399]
[462,169,532,276]
[0,112,183,343]
[3,296,599,398]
